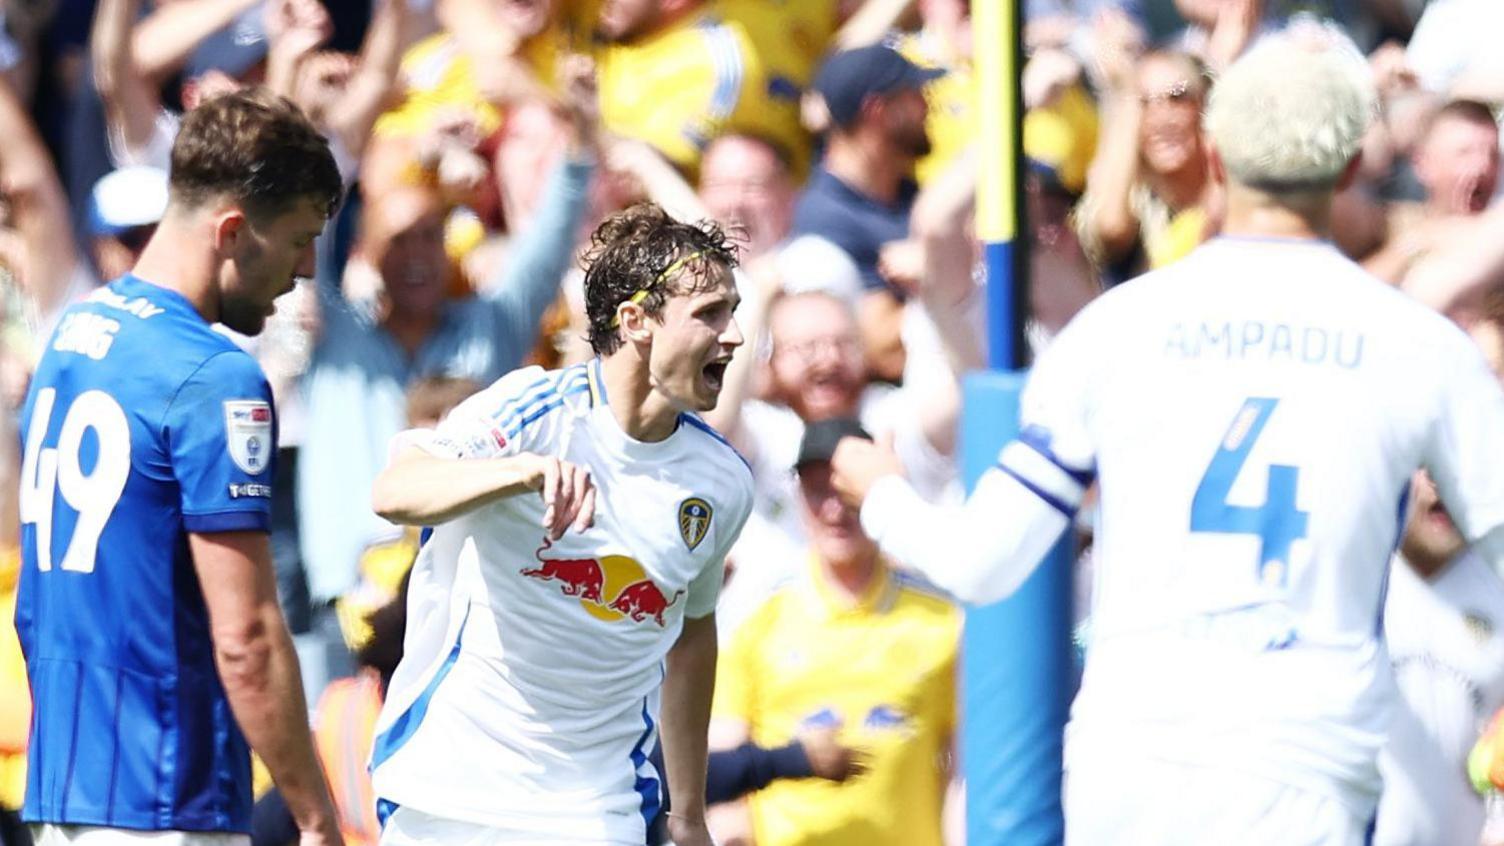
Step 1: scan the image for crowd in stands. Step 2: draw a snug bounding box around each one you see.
[3,0,1504,844]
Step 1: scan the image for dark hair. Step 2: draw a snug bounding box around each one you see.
[169,87,342,220]
[582,203,740,355]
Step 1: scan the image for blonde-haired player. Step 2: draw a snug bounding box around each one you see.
[833,23,1504,846]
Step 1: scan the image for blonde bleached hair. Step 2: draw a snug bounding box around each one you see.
[1204,20,1377,192]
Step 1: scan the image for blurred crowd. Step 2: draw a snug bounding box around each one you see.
[4,0,1504,844]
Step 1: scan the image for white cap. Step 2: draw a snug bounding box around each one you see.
[774,235,864,304]
[90,166,169,236]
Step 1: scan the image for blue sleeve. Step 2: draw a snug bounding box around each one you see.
[705,741,812,803]
[251,788,299,846]
[164,351,276,533]
[484,157,595,351]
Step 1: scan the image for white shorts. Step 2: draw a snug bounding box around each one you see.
[1065,756,1372,846]
[378,805,642,846]
[31,825,249,846]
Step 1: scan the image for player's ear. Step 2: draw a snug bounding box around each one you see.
[618,301,652,345]
[213,210,246,254]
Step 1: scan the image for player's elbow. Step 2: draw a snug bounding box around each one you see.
[929,556,1023,607]
[212,618,276,693]
[371,470,423,525]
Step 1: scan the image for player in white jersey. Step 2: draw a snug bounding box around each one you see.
[368,204,754,846]
[1375,471,1504,845]
[831,24,1504,846]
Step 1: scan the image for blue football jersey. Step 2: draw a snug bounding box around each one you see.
[15,274,276,832]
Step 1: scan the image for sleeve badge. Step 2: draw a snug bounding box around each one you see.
[224,400,273,475]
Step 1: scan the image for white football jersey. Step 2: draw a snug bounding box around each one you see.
[1017,238,1504,815]
[1375,551,1504,845]
[369,360,753,843]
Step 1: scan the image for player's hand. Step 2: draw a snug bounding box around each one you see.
[528,455,596,539]
[665,813,716,846]
[830,433,903,509]
[798,726,869,782]
[559,53,601,144]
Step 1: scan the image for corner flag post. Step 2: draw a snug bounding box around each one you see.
[963,0,1073,842]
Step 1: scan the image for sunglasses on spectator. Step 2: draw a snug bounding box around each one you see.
[775,337,861,362]
[1140,80,1197,106]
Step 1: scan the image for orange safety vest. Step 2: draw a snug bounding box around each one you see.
[313,671,384,845]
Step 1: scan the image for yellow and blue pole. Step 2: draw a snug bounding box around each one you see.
[962,0,1072,842]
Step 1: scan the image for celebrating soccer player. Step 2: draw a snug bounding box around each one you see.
[16,90,343,844]
[369,203,754,846]
[833,23,1504,846]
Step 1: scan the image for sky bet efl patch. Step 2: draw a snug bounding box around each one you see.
[223,400,272,475]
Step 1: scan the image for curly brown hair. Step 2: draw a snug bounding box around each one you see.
[582,203,741,356]
[169,88,342,221]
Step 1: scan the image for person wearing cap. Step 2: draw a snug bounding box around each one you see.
[790,44,941,383]
[709,417,959,846]
[88,165,169,284]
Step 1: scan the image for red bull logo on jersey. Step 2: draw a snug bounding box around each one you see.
[521,542,683,627]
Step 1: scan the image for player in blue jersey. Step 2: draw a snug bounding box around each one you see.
[15,90,344,846]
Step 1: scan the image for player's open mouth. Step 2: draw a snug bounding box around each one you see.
[703,361,728,388]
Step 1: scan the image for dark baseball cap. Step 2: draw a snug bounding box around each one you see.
[813,44,945,128]
[795,417,871,472]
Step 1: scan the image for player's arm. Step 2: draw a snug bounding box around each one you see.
[189,530,339,844]
[320,0,410,164]
[91,0,161,164]
[130,0,261,82]
[660,611,719,846]
[371,444,594,538]
[0,78,79,319]
[1426,329,1504,578]
[832,435,1080,606]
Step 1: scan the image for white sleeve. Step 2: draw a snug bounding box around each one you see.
[1405,2,1469,93]
[861,466,1074,605]
[389,366,549,461]
[683,554,727,619]
[1013,301,1101,480]
[685,475,754,618]
[858,307,1101,605]
[1426,334,1504,574]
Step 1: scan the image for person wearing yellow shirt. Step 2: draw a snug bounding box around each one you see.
[593,0,809,179]
[0,544,29,846]
[1074,47,1214,282]
[709,419,959,846]
[898,0,1097,191]
[714,0,839,91]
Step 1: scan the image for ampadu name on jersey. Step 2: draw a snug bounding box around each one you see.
[1164,320,1365,369]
